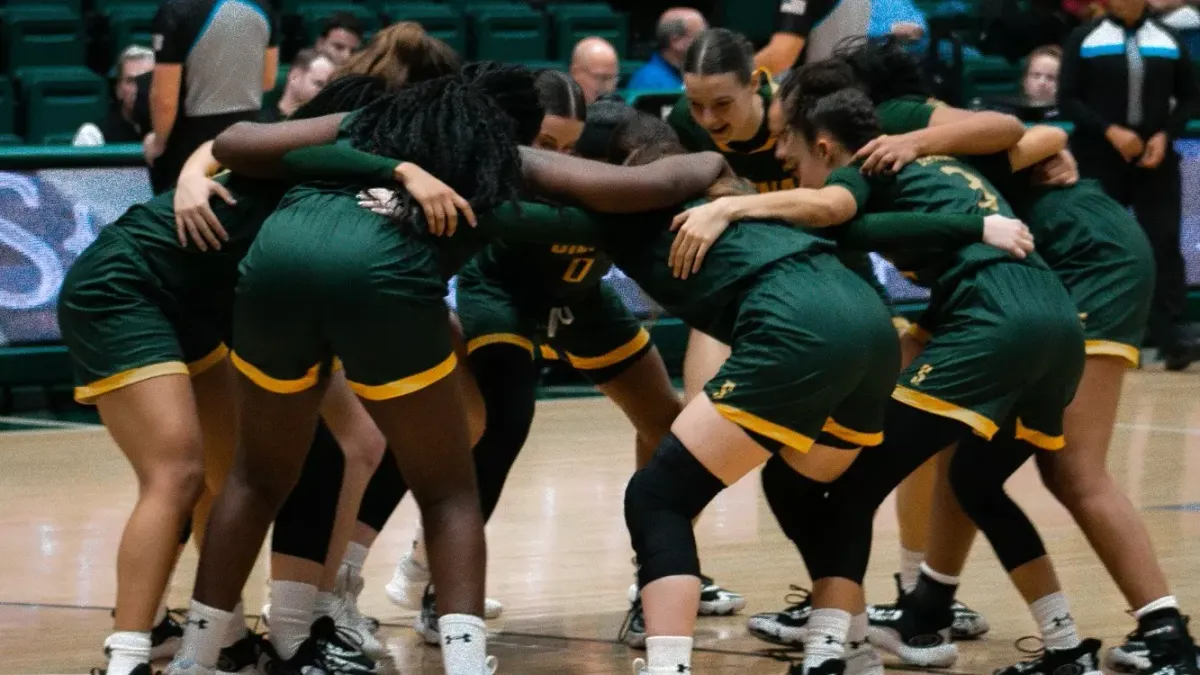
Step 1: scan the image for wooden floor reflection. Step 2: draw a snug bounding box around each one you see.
[1,368,1199,674]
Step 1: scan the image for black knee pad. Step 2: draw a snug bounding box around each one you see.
[948,435,1046,571]
[179,516,193,545]
[624,433,724,589]
[272,421,345,563]
[357,449,407,533]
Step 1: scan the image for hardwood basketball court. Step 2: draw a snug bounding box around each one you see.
[1,368,1198,674]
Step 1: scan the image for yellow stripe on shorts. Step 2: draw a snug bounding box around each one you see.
[466,333,535,357]
[821,418,884,447]
[565,328,651,370]
[348,353,457,401]
[1015,418,1065,451]
[230,352,322,394]
[713,403,816,453]
[891,385,999,440]
[74,361,192,404]
[1084,340,1139,368]
[187,344,229,377]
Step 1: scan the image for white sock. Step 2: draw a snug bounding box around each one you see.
[1134,596,1179,619]
[174,600,233,669]
[411,524,428,568]
[1030,592,1080,651]
[223,602,246,648]
[645,636,693,674]
[919,561,960,586]
[344,542,369,570]
[438,613,487,675]
[104,631,151,675]
[899,549,924,594]
[803,608,851,671]
[315,591,337,618]
[269,581,317,660]
[848,612,869,647]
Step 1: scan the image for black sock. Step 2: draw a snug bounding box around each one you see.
[910,572,957,622]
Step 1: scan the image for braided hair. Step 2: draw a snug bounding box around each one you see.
[346,61,543,227]
[292,74,390,119]
[832,35,930,104]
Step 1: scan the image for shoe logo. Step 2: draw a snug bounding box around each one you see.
[823,636,843,646]
[676,666,691,674]
[445,633,473,645]
[907,633,945,648]
[1051,614,1074,629]
[185,618,209,629]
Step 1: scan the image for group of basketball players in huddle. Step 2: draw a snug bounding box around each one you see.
[57,16,1200,675]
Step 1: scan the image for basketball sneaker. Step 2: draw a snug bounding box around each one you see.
[868,574,990,640]
[844,638,884,675]
[1106,613,1200,675]
[262,616,375,675]
[165,660,216,675]
[328,568,386,658]
[625,575,745,617]
[90,664,155,675]
[145,610,184,659]
[866,597,958,668]
[415,586,441,646]
[787,658,847,675]
[993,637,1102,675]
[747,585,813,647]
[619,598,647,649]
[335,564,380,635]
[385,552,503,619]
[217,632,268,675]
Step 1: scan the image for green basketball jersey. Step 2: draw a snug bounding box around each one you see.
[465,240,615,306]
[1025,179,1151,274]
[827,158,1043,294]
[874,95,939,136]
[667,79,798,194]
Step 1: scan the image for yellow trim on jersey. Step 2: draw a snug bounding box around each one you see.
[905,323,933,345]
[891,385,999,440]
[1015,418,1065,451]
[539,344,560,360]
[465,333,534,357]
[892,316,913,335]
[187,344,229,377]
[713,403,815,453]
[331,357,344,374]
[566,328,651,370]
[74,361,191,404]
[230,352,321,395]
[821,418,884,448]
[1085,339,1140,367]
[348,353,457,401]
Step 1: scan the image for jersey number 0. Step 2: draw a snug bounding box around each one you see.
[562,256,595,283]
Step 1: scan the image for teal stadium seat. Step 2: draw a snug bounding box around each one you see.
[619,58,645,88]
[464,3,549,62]
[107,4,157,60]
[546,3,628,62]
[0,76,20,144]
[961,55,1023,106]
[381,2,467,57]
[90,0,158,15]
[16,66,109,144]
[2,0,83,14]
[1,6,86,73]
[625,90,681,120]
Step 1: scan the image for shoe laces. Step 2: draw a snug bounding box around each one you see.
[783,584,813,610]
[618,597,644,643]
[1014,635,1048,660]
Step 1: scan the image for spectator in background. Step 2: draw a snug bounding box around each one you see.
[314,11,364,65]
[1023,44,1061,107]
[259,49,334,122]
[1060,0,1200,369]
[146,0,278,194]
[754,0,869,76]
[570,36,620,103]
[627,7,707,91]
[73,45,155,146]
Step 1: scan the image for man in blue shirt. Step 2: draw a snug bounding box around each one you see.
[628,7,707,91]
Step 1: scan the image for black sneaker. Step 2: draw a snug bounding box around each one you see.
[867,574,989,641]
[994,637,1102,675]
[866,595,957,668]
[217,632,268,675]
[150,610,185,660]
[619,597,647,649]
[747,585,813,647]
[787,658,847,675]
[266,616,376,675]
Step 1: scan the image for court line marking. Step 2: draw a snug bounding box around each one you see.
[1115,422,1200,435]
[0,415,100,430]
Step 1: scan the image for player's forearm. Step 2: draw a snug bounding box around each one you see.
[915,111,1025,157]
[179,141,221,180]
[1008,125,1069,171]
[718,189,849,228]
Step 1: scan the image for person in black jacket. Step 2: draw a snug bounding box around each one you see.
[1060,0,1199,370]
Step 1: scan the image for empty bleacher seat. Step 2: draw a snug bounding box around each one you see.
[1,6,87,74]
[16,66,109,144]
[381,2,467,56]
[106,4,157,60]
[625,90,682,120]
[0,76,19,144]
[2,0,83,14]
[466,3,549,61]
[961,55,1022,106]
[90,0,158,16]
[546,3,627,62]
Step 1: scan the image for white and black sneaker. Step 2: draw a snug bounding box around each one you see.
[328,568,386,659]
[619,597,647,649]
[747,585,813,648]
[993,637,1102,675]
[844,638,884,675]
[264,616,376,675]
[867,574,989,641]
[414,586,440,646]
[625,575,745,617]
[866,601,958,668]
[385,552,503,620]
[151,610,186,660]
[91,664,156,675]
[787,658,847,675]
[1107,613,1200,675]
[217,632,269,675]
